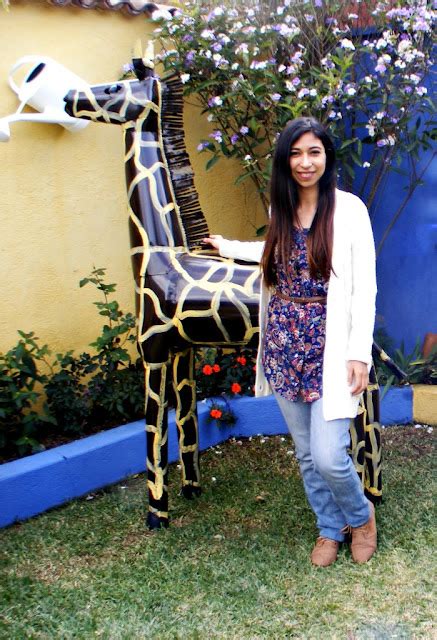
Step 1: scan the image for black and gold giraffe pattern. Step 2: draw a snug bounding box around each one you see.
[64,60,399,528]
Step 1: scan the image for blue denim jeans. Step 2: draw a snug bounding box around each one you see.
[274,393,370,542]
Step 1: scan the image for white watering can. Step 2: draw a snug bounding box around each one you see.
[0,55,90,142]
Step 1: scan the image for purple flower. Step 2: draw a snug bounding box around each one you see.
[182,35,193,43]
[210,130,223,143]
[413,17,430,32]
[240,126,249,135]
[291,51,303,64]
[208,96,223,108]
[321,95,334,107]
[297,88,310,98]
[339,38,355,51]
[321,57,335,69]
[376,139,387,148]
[404,86,413,94]
[375,63,386,74]
[218,34,230,45]
[235,43,249,55]
[387,8,411,19]
[197,141,209,151]
[213,54,228,68]
[315,0,322,6]
[185,51,195,66]
[292,77,301,86]
[230,133,239,144]
[271,93,282,102]
[416,86,428,96]
[201,29,215,40]
[250,60,268,70]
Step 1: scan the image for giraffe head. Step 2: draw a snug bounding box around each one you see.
[63,61,159,127]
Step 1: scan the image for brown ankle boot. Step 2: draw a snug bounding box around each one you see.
[311,537,339,567]
[350,501,377,563]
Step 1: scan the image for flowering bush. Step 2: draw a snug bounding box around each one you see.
[206,397,237,427]
[155,0,435,251]
[195,347,256,399]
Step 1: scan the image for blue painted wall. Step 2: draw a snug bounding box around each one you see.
[371,150,437,353]
[0,390,413,528]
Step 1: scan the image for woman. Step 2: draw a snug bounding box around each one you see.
[204,117,377,567]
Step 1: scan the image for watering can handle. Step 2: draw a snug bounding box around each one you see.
[8,55,52,95]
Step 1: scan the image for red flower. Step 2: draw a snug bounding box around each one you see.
[202,364,213,375]
[210,408,223,420]
[212,363,221,373]
[236,356,247,366]
[231,382,242,394]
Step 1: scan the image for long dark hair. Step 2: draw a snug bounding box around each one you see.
[261,117,337,286]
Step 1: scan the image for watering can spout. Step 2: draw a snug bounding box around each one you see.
[1,55,90,141]
[0,109,87,142]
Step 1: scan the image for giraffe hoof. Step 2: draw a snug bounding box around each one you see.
[146,512,169,530]
[180,485,202,500]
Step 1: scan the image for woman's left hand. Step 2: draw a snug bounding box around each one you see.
[347,360,369,396]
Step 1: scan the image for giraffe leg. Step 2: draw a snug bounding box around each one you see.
[349,364,382,504]
[362,364,382,503]
[144,357,171,529]
[173,348,201,499]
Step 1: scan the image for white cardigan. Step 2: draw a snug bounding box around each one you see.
[217,189,377,421]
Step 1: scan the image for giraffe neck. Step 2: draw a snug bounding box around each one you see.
[123,78,188,250]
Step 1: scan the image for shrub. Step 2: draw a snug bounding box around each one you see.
[373,331,437,398]
[195,347,257,399]
[0,331,55,458]
[0,269,145,461]
[45,268,145,433]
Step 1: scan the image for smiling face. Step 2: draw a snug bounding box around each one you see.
[289,131,327,190]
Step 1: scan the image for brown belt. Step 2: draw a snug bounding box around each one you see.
[274,290,327,304]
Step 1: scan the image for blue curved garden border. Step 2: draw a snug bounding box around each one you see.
[0,387,412,528]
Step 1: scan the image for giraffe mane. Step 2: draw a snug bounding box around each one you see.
[160,71,210,250]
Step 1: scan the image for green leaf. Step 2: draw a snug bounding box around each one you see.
[234,171,258,186]
[206,156,220,171]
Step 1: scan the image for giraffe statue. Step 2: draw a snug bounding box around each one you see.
[62,56,397,528]
[64,58,260,528]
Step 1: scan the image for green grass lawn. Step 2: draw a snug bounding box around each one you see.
[0,425,435,639]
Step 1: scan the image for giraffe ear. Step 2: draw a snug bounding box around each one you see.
[143,40,155,67]
[131,38,154,80]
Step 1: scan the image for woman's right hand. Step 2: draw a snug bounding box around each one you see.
[202,235,223,250]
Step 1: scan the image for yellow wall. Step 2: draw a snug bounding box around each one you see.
[0,2,265,356]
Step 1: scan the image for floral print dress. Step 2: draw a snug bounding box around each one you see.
[262,228,329,403]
